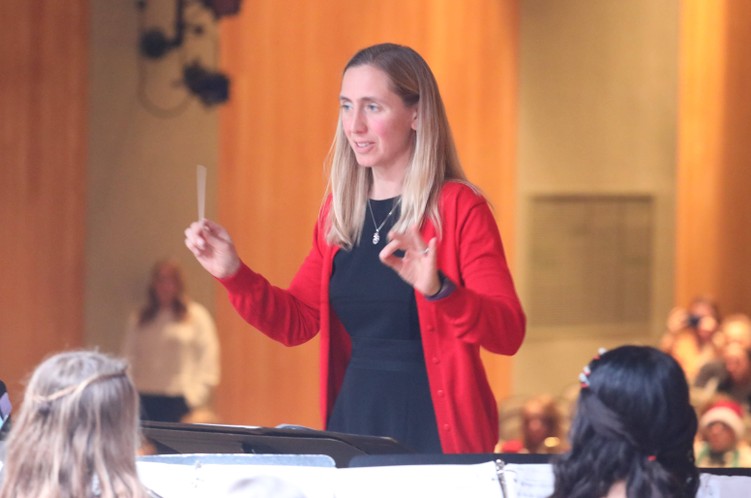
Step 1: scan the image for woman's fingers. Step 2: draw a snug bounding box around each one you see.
[184,221,207,252]
[387,226,428,254]
[184,220,231,252]
[379,226,439,295]
[183,219,241,278]
[425,236,438,261]
[202,220,233,245]
[379,238,404,271]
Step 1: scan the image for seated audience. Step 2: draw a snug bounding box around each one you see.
[694,343,751,411]
[0,350,154,498]
[496,394,567,454]
[694,398,751,468]
[661,296,722,383]
[550,345,699,498]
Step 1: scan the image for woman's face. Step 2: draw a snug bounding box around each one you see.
[690,301,719,340]
[724,345,751,383]
[523,412,549,448]
[152,265,180,307]
[339,64,417,175]
[705,421,737,453]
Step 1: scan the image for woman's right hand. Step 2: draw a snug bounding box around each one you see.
[184,219,241,279]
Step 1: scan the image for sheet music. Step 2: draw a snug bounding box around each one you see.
[138,461,336,498]
[698,474,720,498]
[501,463,555,498]
[335,461,501,498]
[137,460,501,498]
[138,457,751,498]
[698,473,751,498]
[499,464,749,498]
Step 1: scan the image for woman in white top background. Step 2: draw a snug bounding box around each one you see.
[122,259,220,422]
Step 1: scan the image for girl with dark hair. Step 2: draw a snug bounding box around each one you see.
[550,345,699,498]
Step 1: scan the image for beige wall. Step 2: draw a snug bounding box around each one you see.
[513,0,680,396]
[86,1,220,352]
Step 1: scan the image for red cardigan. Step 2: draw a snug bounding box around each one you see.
[219,181,526,453]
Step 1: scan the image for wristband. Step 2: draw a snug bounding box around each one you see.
[425,271,455,301]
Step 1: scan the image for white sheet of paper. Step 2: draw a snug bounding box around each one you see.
[698,473,751,498]
[196,164,207,220]
[334,461,502,498]
[137,460,337,498]
[502,463,555,498]
[136,459,502,498]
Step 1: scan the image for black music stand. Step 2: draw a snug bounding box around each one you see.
[141,421,414,468]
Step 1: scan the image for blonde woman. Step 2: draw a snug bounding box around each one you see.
[184,43,526,454]
[0,350,153,498]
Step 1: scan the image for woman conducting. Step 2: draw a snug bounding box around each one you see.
[184,43,525,454]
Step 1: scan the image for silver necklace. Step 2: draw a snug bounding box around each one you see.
[367,197,401,245]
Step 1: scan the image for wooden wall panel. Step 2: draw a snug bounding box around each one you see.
[216,0,519,428]
[716,1,751,314]
[0,1,88,401]
[677,0,751,315]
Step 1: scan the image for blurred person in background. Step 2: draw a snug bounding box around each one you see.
[694,342,751,412]
[660,295,722,383]
[718,314,751,350]
[496,393,567,454]
[123,259,220,423]
[694,398,751,468]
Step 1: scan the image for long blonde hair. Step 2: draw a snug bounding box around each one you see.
[326,43,468,248]
[0,351,149,498]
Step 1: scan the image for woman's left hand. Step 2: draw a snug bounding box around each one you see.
[379,225,441,296]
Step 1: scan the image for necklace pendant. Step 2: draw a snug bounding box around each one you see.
[372,231,380,245]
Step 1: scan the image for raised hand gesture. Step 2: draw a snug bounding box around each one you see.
[184,219,241,279]
[379,225,441,296]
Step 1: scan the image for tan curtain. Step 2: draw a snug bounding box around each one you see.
[216,0,520,427]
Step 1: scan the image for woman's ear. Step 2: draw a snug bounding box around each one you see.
[411,108,418,131]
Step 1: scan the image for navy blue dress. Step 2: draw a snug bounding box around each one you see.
[327,197,442,453]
